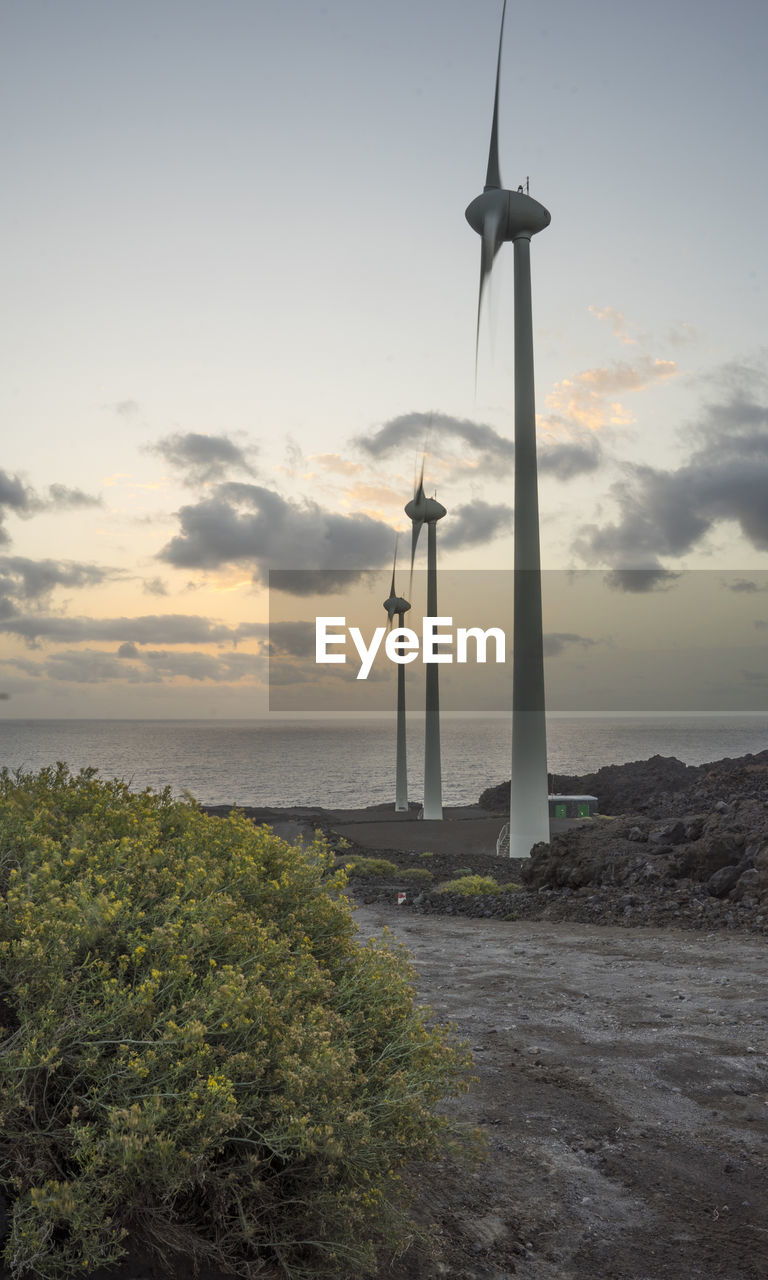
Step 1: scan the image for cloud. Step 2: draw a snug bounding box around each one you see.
[10,645,264,685]
[46,484,101,510]
[0,556,117,604]
[356,412,601,486]
[150,432,257,485]
[538,433,603,480]
[0,470,34,511]
[158,483,393,591]
[542,632,597,657]
[440,501,513,550]
[588,305,638,346]
[357,412,514,469]
[575,359,768,569]
[726,578,768,593]
[45,649,150,684]
[602,568,682,593]
[0,612,253,647]
[142,576,169,596]
[139,649,262,682]
[266,621,317,657]
[0,470,35,545]
[544,357,678,433]
[0,470,101,543]
[267,569,378,596]
[114,400,140,416]
[339,481,407,513]
[308,454,363,477]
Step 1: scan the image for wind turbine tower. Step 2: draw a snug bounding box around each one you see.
[406,467,447,821]
[465,0,551,858]
[383,544,411,812]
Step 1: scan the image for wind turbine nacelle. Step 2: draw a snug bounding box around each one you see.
[405,496,447,523]
[465,188,551,241]
[384,595,411,616]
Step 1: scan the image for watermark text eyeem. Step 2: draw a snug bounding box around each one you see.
[315,616,506,680]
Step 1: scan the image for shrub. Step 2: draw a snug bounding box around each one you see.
[0,766,472,1280]
[340,856,399,879]
[437,875,502,896]
[418,851,435,860]
[452,867,474,878]
[398,868,434,884]
[500,882,522,892]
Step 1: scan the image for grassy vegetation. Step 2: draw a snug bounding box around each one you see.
[339,856,399,879]
[437,875,503,896]
[398,868,434,884]
[0,766,473,1280]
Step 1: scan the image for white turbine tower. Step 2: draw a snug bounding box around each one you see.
[465,0,551,859]
[406,464,447,821]
[382,542,411,812]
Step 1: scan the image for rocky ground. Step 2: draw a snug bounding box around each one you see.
[337,749,768,936]
[355,907,768,1280]
[325,749,768,1277]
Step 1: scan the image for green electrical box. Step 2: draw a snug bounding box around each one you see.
[548,795,599,818]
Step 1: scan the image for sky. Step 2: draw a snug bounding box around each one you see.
[1,0,767,718]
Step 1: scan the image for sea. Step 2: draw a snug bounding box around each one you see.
[0,715,767,810]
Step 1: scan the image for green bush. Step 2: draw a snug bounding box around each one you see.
[500,882,522,892]
[452,867,474,878]
[417,851,435,860]
[340,856,399,879]
[437,875,502,896]
[398,868,434,884]
[0,766,472,1280]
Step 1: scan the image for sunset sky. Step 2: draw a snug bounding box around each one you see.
[1,0,767,717]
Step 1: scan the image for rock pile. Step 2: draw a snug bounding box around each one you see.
[471,748,768,930]
[480,750,768,819]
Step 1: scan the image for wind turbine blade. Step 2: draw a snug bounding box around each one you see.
[475,207,503,379]
[387,535,398,630]
[407,458,426,594]
[409,517,424,597]
[484,0,508,191]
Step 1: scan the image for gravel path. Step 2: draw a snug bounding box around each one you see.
[353,905,768,1280]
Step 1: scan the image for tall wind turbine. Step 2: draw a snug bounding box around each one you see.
[406,464,447,821]
[383,541,411,812]
[465,0,551,858]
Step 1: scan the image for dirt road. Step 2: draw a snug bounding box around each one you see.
[353,906,768,1280]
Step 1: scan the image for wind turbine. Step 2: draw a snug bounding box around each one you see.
[383,541,411,812]
[465,0,551,858]
[405,463,447,821]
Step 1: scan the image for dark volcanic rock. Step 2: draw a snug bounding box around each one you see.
[707,864,743,898]
[674,836,745,881]
[732,868,760,901]
[479,749,768,820]
[649,820,687,845]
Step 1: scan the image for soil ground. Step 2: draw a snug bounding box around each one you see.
[355,904,768,1280]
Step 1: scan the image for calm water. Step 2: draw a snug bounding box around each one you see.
[0,716,766,809]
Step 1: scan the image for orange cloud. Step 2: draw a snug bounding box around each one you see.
[588,305,638,346]
[308,454,363,476]
[543,357,678,433]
